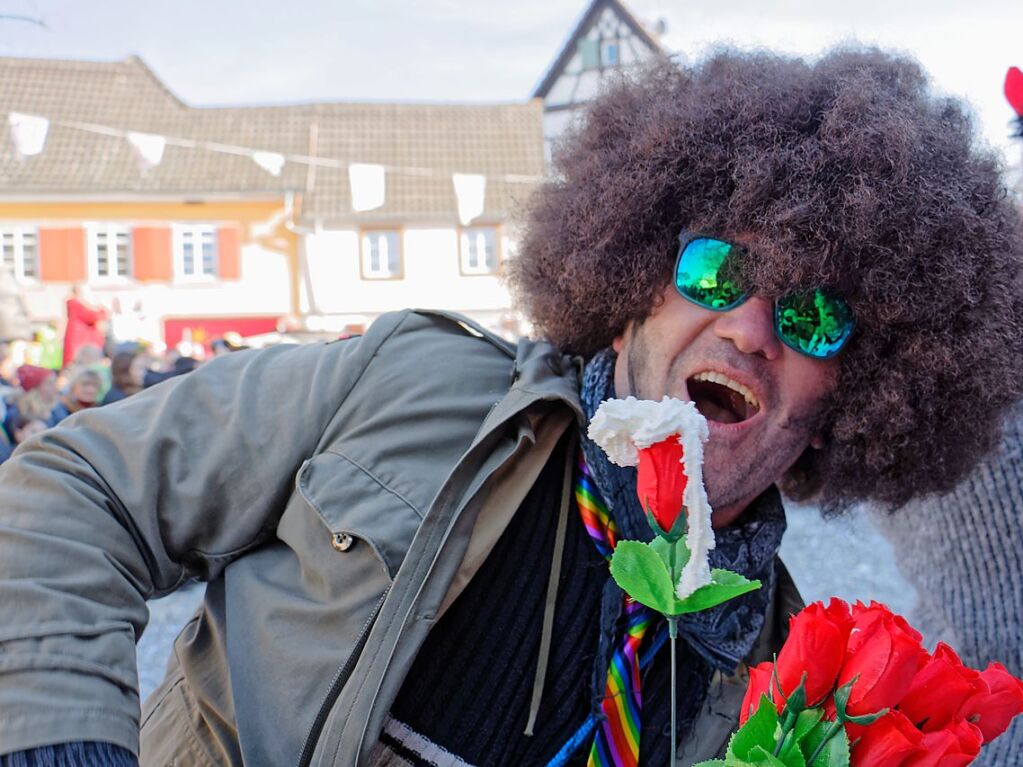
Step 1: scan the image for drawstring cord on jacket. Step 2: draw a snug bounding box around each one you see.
[523,432,576,737]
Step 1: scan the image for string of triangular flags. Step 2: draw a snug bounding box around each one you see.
[6,111,543,225]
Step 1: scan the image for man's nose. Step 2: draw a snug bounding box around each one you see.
[713,297,782,360]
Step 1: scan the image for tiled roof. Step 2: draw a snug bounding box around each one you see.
[0,56,545,225]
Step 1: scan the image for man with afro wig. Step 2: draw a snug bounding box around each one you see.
[1,46,1021,767]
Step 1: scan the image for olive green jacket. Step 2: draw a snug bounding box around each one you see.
[0,309,800,766]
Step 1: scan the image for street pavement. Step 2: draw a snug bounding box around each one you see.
[780,502,914,615]
[136,503,915,700]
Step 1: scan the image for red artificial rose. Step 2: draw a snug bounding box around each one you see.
[850,709,924,766]
[958,661,1023,743]
[740,661,775,725]
[899,642,985,731]
[836,601,928,716]
[900,718,983,767]
[636,436,687,535]
[776,598,855,706]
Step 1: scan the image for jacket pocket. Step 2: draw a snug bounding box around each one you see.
[293,450,424,580]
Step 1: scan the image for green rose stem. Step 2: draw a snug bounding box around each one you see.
[667,538,680,767]
[773,673,807,757]
[613,499,759,766]
[668,614,679,767]
[806,677,887,764]
[806,720,845,764]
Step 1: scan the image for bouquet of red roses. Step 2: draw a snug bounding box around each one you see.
[589,396,1023,767]
[694,598,1023,766]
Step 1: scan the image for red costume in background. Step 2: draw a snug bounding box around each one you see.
[63,298,107,368]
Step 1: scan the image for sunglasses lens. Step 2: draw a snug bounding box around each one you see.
[774,290,855,359]
[675,237,746,310]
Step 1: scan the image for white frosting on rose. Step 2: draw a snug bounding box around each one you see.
[588,395,715,598]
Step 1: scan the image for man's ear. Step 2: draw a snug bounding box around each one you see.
[612,321,632,354]
[810,433,826,450]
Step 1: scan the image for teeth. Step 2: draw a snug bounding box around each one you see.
[692,370,760,411]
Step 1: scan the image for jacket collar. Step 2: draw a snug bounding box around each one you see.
[473,339,584,448]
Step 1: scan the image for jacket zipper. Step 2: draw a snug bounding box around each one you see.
[296,587,390,767]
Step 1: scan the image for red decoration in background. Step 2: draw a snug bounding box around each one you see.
[635,436,688,534]
[163,315,280,353]
[1005,67,1023,117]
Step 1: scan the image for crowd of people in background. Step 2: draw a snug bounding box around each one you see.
[0,287,246,465]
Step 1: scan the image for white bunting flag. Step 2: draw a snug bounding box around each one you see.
[252,151,286,177]
[126,131,167,169]
[8,112,50,156]
[453,173,486,226]
[348,163,386,212]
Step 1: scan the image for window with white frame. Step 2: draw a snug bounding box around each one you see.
[361,231,402,279]
[175,224,218,278]
[89,224,132,280]
[459,227,499,275]
[0,227,38,281]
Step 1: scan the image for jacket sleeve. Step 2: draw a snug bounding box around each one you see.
[0,335,375,756]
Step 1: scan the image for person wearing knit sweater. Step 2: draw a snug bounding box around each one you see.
[871,407,1023,766]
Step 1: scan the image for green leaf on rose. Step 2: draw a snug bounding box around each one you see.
[799,722,828,761]
[800,722,850,767]
[728,694,778,761]
[609,540,678,614]
[817,728,850,767]
[612,540,762,617]
[770,713,813,767]
[792,709,824,745]
[674,569,762,613]
[692,709,824,767]
[748,746,794,766]
[776,734,808,767]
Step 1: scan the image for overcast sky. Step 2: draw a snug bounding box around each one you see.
[2,0,1021,166]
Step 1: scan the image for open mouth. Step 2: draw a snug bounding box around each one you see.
[686,370,761,425]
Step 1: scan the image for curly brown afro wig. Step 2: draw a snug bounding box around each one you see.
[508,46,1023,512]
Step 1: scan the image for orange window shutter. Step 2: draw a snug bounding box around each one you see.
[38,227,87,282]
[218,226,241,280]
[132,227,173,281]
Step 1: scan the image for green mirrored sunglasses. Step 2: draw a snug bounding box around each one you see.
[674,233,855,359]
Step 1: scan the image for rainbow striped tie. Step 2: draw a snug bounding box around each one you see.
[575,452,657,767]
